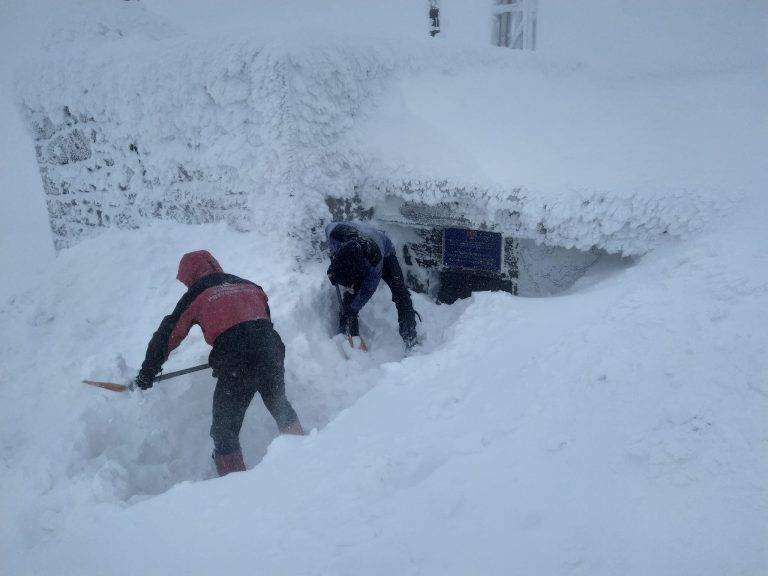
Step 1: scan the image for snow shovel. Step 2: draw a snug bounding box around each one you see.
[82,363,211,393]
[335,284,367,353]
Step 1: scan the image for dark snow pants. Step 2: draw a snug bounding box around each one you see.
[382,254,417,336]
[340,254,416,338]
[209,321,299,455]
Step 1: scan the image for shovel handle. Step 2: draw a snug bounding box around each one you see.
[82,363,210,394]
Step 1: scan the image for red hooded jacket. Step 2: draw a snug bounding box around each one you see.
[140,251,270,377]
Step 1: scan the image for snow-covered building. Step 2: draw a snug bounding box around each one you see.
[19,0,722,301]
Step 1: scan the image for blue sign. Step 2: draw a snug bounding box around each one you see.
[443,228,502,272]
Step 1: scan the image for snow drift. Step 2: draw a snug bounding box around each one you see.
[2,197,767,576]
[2,1,767,575]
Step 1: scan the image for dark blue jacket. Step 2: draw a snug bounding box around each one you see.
[325,221,396,313]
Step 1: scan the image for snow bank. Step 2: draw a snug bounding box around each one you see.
[0,221,445,556]
[0,222,408,492]
[2,200,766,575]
[3,2,767,574]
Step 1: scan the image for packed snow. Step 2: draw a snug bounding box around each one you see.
[1,1,766,575]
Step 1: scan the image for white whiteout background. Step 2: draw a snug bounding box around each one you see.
[0,1,766,575]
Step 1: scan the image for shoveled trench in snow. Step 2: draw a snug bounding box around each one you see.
[0,223,463,504]
[0,219,636,510]
[2,202,766,575]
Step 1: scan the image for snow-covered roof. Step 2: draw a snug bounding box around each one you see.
[18,3,761,255]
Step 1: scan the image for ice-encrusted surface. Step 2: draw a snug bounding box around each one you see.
[21,21,755,254]
[362,180,728,256]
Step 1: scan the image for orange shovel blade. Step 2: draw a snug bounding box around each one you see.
[82,380,131,393]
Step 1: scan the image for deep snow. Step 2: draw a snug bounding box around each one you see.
[2,201,766,575]
[1,1,767,575]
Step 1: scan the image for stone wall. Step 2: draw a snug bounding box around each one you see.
[29,107,250,249]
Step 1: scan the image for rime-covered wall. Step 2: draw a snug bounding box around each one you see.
[29,107,251,248]
[21,37,386,249]
[19,36,556,251]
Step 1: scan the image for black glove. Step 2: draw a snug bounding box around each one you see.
[399,308,421,349]
[339,301,359,337]
[399,318,418,348]
[134,371,155,390]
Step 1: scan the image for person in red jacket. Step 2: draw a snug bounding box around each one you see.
[134,250,304,476]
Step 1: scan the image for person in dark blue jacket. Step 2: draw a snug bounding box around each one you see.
[325,221,419,347]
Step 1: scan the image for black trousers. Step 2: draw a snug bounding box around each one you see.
[340,254,416,337]
[382,254,416,332]
[209,322,299,455]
